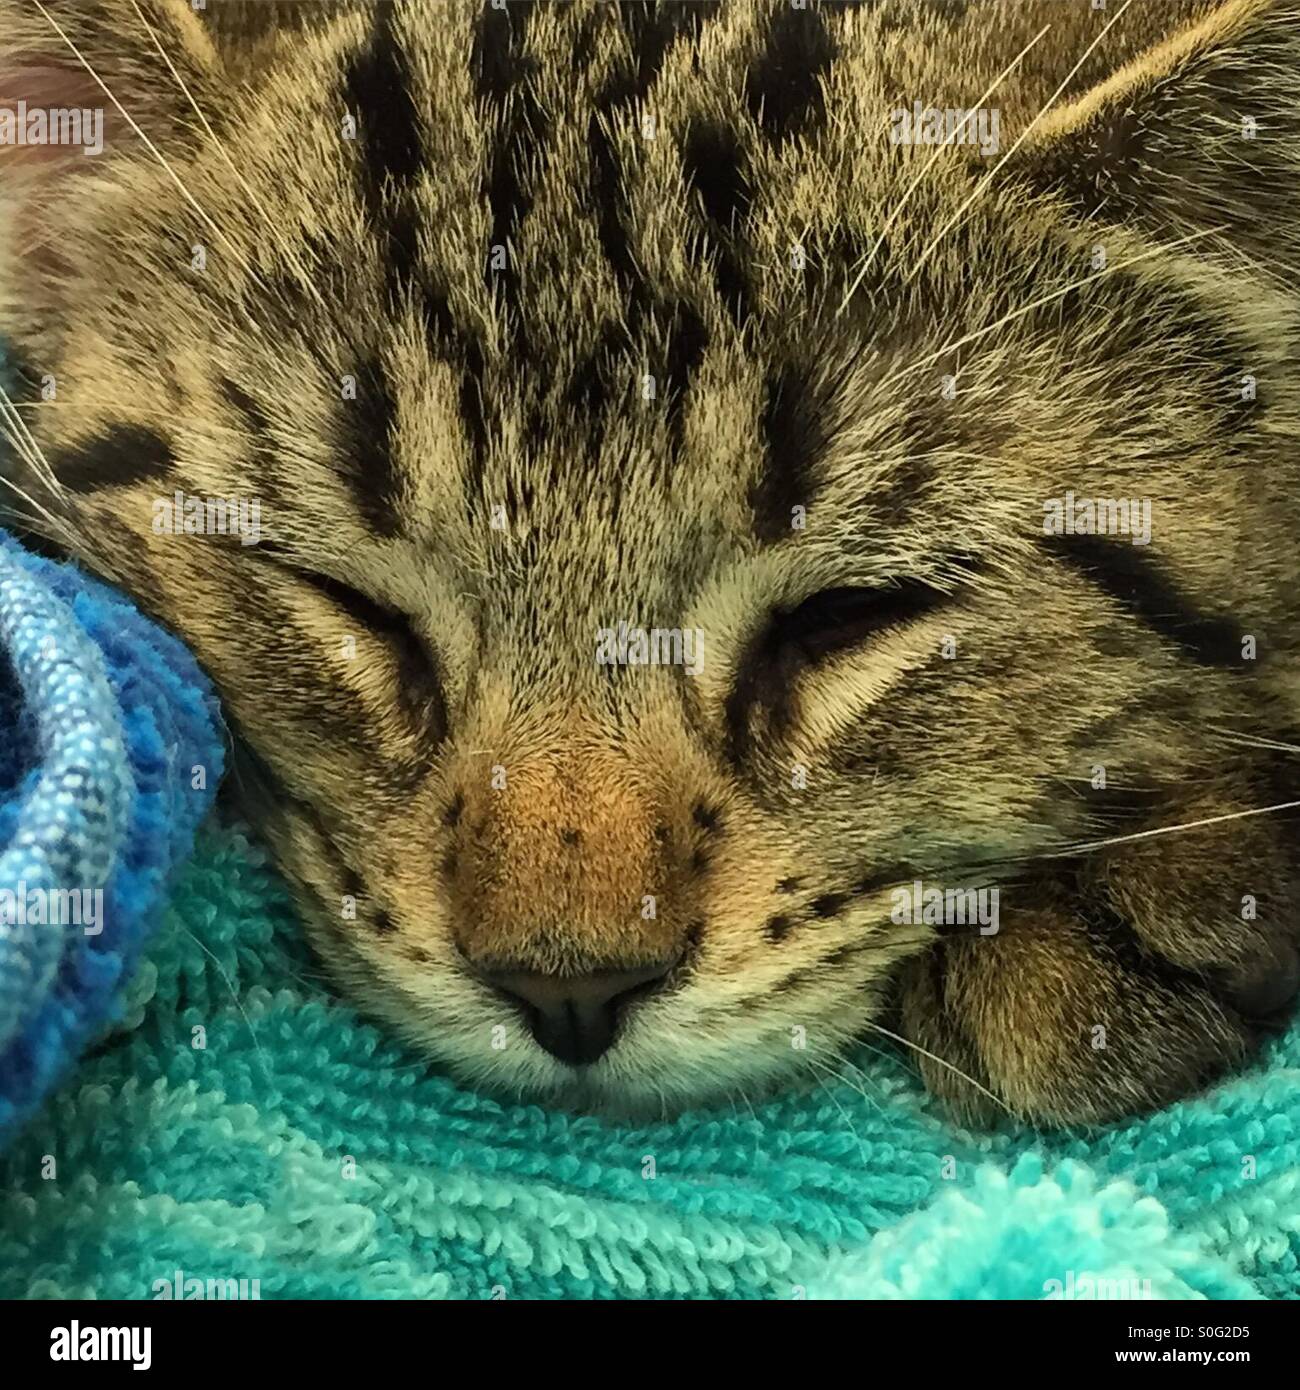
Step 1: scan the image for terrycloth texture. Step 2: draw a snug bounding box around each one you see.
[0,531,223,1148]
[0,819,1295,1300]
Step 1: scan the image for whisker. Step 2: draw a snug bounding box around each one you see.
[880,223,1230,391]
[834,1042,930,1113]
[836,22,1052,317]
[1202,727,1300,758]
[126,0,330,319]
[906,0,1136,281]
[0,388,91,561]
[32,1,269,303]
[804,1062,874,1156]
[859,1018,1013,1117]
[177,924,274,1090]
[0,470,78,556]
[0,381,63,501]
[1048,799,1300,858]
[805,1051,885,1125]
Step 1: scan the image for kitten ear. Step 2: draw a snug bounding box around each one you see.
[0,0,217,288]
[1004,0,1300,274]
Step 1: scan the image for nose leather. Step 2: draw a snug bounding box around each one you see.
[487,962,674,1066]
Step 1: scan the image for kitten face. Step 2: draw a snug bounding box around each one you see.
[3,0,1299,1121]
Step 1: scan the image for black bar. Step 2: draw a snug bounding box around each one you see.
[5,1298,1284,1374]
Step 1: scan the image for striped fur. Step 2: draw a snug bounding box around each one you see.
[2,0,1299,1123]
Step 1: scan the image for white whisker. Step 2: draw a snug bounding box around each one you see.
[32,1,268,299]
[0,382,61,499]
[126,0,330,318]
[880,224,1229,391]
[1051,800,1300,858]
[859,1018,1012,1116]
[906,0,1136,281]
[806,1050,885,1123]
[1203,727,1300,758]
[0,385,90,559]
[836,23,1052,317]
[804,1062,872,1156]
[178,925,274,1089]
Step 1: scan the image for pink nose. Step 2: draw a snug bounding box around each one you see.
[485,961,676,1065]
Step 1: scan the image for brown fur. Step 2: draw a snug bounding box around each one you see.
[1,0,1298,1122]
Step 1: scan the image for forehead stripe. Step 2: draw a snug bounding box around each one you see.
[744,1,837,144]
[341,2,424,310]
[337,352,405,539]
[748,363,829,542]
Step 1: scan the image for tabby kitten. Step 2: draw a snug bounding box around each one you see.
[1,0,1298,1124]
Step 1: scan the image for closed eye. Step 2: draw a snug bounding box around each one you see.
[299,569,418,647]
[725,574,962,760]
[772,580,953,663]
[298,569,448,747]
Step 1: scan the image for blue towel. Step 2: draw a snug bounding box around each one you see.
[0,530,223,1147]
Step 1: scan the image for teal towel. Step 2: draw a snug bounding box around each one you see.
[0,821,1295,1299]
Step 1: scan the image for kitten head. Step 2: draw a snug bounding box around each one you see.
[2,0,1298,1115]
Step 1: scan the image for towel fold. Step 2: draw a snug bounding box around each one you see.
[0,531,223,1148]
